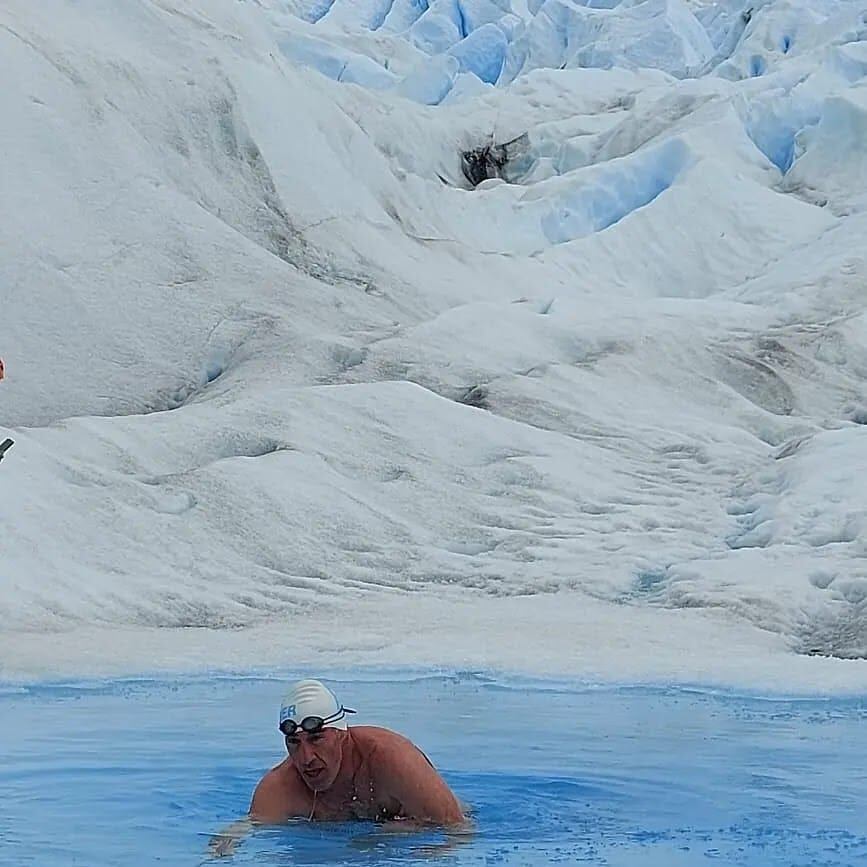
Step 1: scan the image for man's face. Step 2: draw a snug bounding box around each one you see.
[285,727,344,792]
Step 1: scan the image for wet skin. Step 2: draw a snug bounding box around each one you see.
[250,725,464,826]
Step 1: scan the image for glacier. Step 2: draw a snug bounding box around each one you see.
[1,0,866,690]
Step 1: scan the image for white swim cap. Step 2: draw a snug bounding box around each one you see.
[279,679,353,730]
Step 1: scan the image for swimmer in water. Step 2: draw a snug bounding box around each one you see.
[209,679,465,856]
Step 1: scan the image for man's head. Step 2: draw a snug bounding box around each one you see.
[278,679,355,792]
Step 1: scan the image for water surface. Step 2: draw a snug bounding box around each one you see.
[1,673,865,865]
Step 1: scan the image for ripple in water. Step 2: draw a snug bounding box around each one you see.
[1,674,865,865]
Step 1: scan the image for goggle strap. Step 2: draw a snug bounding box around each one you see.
[280,706,356,735]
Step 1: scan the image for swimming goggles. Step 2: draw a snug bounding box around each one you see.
[279,707,356,736]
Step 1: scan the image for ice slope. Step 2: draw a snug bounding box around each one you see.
[1,0,866,684]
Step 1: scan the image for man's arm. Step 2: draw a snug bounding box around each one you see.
[378,738,465,826]
[249,768,297,823]
[207,817,254,858]
[208,766,306,858]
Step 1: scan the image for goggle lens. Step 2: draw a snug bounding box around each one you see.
[281,716,326,736]
[279,706,355,737]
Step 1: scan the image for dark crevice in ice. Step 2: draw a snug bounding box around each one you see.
[461,134,530,187]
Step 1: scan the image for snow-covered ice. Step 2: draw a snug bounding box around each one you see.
[1,0,866,688]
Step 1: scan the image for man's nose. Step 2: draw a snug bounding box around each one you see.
[295,739,316,765]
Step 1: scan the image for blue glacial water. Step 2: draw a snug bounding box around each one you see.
[1,672,866,866]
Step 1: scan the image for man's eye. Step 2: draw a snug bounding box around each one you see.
[309,733,323,742]
[285,736,299,747]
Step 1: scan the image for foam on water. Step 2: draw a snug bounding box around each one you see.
[1,673,865,866]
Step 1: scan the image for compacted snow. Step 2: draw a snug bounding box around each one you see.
[1,0,867,687]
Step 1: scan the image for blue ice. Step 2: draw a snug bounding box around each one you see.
[382,0,430,32]
[397,54,460,104]
[2,673,865,866]
[327,0,396,30]
[750,54,767,77]
[277,33,350,80]
[830,43,867,84]
[458,0,512,33]
[292,0,338,24]
[338,56,399,90]
[541,139,690,244]
[743,98,821,173]
[411,1,464,53]
[448,23,508,83]
[277,34,396,89]
[749,125,796,172]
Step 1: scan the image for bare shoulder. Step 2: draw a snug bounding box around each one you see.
[350,726,425,757]
[252,762,287,797]
[250,759,309,823]
[350,726,440,774]
[350,726,463,824]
